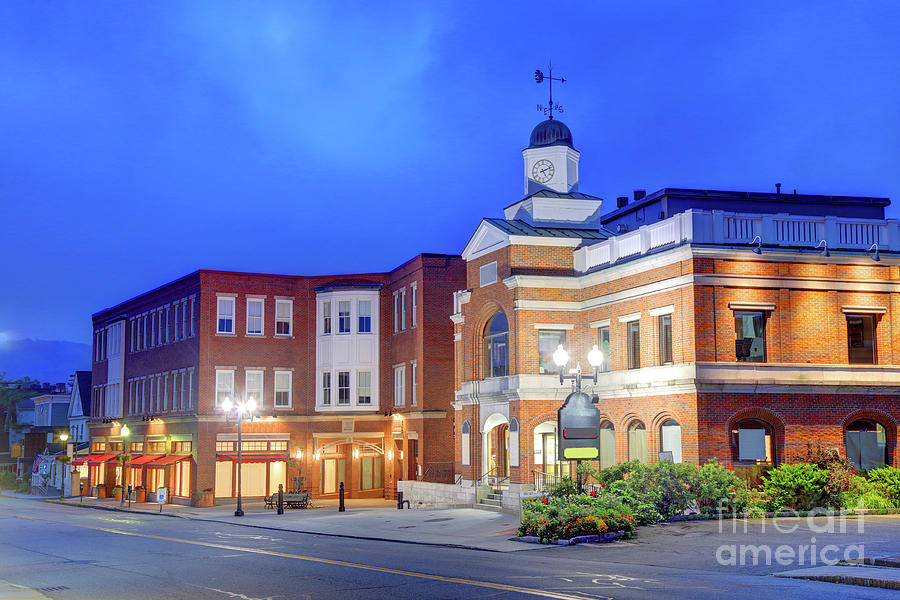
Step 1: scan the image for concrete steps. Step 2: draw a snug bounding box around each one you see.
[475,489,503,512]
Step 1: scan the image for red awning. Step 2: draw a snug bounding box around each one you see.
[217,454,287,463]
[129,454,163,466]
[86,453,118,465]
[71,455,91,466]
[147,455,190,467]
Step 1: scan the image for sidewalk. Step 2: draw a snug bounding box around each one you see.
[48,495,530,552]
[0,578,49,600]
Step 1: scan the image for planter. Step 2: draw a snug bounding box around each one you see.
[114,488,124,502]
[194,490,214,508]
[95,486,107,499]
[135,488,146,503]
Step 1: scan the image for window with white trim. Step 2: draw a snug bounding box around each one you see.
[187,368,194,409]
[358,300,372,333]
[246,298,264,335]
[411,362,417,406]
[393,365,406,406]
[275,300,292,336]
[217,297,235,334]
[461,421,471,465]
[321,372,332,405]
[322,301,332,335]
[338,301,351,334]
[357,371,371,405]
[188,297,194,336]
[165,306,171,343]
[245,370,263,407]
[400,289,407,330]
[215,370,234,407]
[411,284,417,327]
[274,371,291,408]
[393,293,399,333]
[337,371,351,405]
[174,303,181,341]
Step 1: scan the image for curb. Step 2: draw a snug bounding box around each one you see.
[48,499,529,553]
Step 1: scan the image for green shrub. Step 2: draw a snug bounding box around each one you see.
[866,467,900,502]
[794,444,854,506]
[548,476,577,498]
[694,459,750,514]
[595,460,640,485]
[624,461,697,521]
[14,473,30,494]
[759,463,831,511]
[0,471,16,490]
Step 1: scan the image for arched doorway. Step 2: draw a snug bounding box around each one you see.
[482,413,509,481]
[534,421,562,481]
[845,419,888,471]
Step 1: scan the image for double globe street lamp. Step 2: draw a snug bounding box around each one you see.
[552,344,605,390]
[220,396,256,517]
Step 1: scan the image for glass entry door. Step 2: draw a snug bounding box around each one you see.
[321,457,346,494]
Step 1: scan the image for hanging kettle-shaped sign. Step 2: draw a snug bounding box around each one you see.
[557,390,601,460]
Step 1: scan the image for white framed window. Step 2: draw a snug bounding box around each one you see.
[163,373,168,411]
[393,365,406,406]
[358,300,372,333]
[174,302,181,341]
[274,371,292,408]
[322,301,332,335]
[187,368,194,409]
[509,418,520,466]
[411,361,417,406]
[217,297,235,334]
[337,371,351,404]
[479,261,498,287]
[411,284,417,327]
[357,371,372,405]
[150,311,157,347]
[188,297,194,337]
[165,306,171,343]
[401,289,407,330]
[321,372,332,405]
[338,301,351,334]
[130,319,136,353]
[393,293,399,333]
[215,370,234,407]
[246,298,264,335]
[143,314,149,349]
[461,421,471,465]
[275,300,292,336]
[245,370,263,407]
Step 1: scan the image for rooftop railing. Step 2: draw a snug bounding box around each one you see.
[575,209,900,273]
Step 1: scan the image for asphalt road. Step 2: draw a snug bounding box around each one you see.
[1,496,897,599]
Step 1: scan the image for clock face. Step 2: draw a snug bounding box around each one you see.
[532,159,554,183]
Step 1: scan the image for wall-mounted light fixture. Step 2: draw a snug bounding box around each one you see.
[869,243,880,262]
[750,235,762,255]
[815,240,829,257]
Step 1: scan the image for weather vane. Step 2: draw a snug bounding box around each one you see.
[535,63,566,120]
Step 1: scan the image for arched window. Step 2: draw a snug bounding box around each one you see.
[845,419,887,471]
[660,418,682,463]
[599,421,616,469]
[731,418,775,465]
[483,312,509,378]
[627,421,647,463]
[509,418,520,467]
[461,421,471,466]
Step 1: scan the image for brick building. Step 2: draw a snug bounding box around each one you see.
[450,118,900,510]
[86,254,464,504]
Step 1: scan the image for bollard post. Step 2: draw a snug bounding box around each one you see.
[277,483,284,515]
[338,481,345,512]
[127,484,132,509]
[397,491,403,509]
[79,481,83,504]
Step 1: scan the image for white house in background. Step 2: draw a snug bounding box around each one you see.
[67,371,92,448]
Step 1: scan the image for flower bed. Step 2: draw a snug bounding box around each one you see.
[519,449,900,544]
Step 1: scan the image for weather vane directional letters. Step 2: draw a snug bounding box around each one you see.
[535,64,566,119]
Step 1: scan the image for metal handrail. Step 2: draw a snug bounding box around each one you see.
[533,469,563,491]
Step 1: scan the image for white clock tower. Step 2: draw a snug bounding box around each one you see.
[522,119,580,195]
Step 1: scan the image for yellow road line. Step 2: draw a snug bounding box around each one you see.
[0,511,582,600]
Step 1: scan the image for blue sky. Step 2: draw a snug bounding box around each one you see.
[1,1,899,350]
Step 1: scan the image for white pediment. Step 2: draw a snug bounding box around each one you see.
[68,380,83,418]
[461,221,510,261]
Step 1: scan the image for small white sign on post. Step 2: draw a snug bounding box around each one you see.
[157,487,167,512]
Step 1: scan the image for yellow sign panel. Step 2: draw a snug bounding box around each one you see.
[10,444,22,458]
[563,447,598,459]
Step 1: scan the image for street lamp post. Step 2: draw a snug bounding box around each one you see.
[58,432,69,498]
[120,424,130,506]
[553,345,605,491]
[220,395,256,517]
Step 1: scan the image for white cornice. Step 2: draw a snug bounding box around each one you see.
[696,273,900,293]
[514,274,694,312]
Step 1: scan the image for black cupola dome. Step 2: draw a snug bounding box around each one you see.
[528,119,574,149]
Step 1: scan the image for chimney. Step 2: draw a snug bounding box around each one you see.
[617,196,628,208]
[775,183,782,194]
[634,189,646,202]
